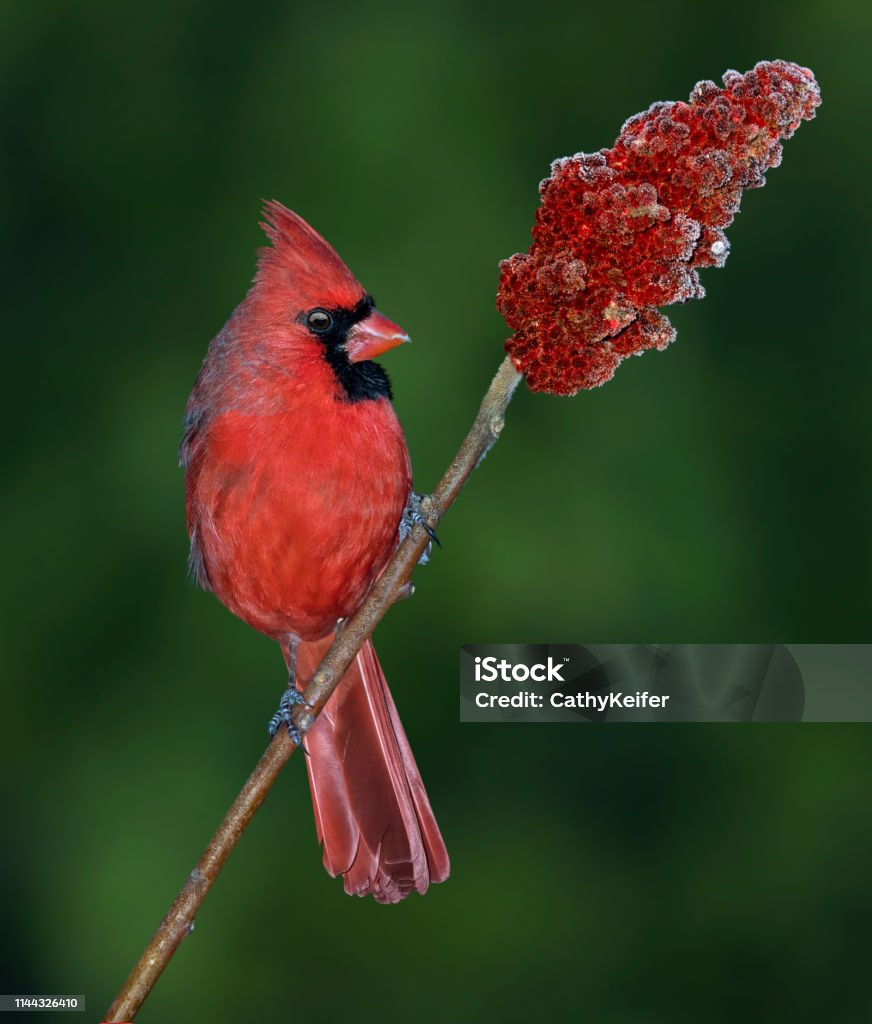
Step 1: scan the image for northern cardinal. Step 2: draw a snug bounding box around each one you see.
[179,202,449,903]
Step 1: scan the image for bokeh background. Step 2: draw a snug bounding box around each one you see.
[2,1,871,1020]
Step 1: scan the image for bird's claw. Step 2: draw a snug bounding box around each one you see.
[268,686,311,751]
[400,491,441,565]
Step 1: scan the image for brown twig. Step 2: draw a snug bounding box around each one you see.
[104,355,522,1023]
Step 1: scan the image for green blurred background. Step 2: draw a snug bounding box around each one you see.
[2,0,870,1020]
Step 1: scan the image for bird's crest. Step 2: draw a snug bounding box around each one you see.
[256,200,365,308]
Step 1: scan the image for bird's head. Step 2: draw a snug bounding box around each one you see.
[253,200,410,366]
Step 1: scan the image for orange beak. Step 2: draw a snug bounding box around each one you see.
[345,309,411,363]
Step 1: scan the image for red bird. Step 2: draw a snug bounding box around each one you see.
[180,202,449,903]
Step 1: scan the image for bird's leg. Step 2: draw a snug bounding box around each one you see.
[399,491,441,566]
[268,635,311,748]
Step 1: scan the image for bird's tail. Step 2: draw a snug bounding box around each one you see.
[291,636,450,904]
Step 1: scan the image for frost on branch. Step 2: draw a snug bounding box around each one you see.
[497,60,820,395]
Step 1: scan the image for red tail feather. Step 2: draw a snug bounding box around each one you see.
[293,637,450,904]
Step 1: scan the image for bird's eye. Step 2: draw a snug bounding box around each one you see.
[306,309,333,332]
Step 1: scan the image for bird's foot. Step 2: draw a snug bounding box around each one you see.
[267,686,311,749]
[400,491,441,565]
